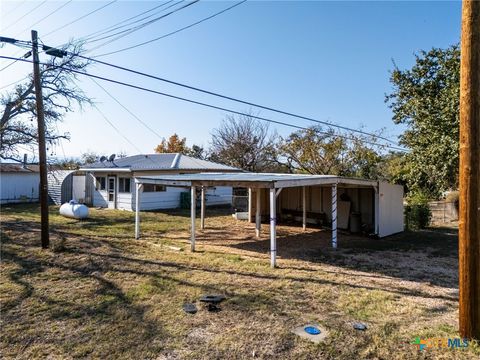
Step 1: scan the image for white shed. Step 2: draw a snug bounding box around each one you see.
[0,164,39,204]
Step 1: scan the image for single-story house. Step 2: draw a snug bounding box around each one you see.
[133,173,404,267]
[77,153,242,211]
[0,163,40,204]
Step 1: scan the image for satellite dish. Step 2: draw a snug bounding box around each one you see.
[99,156,107,163]
[108,154,116,162]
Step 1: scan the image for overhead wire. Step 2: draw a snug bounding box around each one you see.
[2,0,48,32]
[42,0,118,39]
[0,55,407,152]
[84,1,199,53]
[77,53,399,146]
[89,77,164,140]
[94,0,247,57]
[1,0,28,19]
[79,0,176,42]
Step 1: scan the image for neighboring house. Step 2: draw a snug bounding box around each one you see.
[0,163,40,204]
[78,153,241,211]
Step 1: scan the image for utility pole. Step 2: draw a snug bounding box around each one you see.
[459,0,479,340]
[32,30,49,249]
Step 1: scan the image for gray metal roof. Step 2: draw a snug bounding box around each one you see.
[80,153,239,172]
[135,172,378,189]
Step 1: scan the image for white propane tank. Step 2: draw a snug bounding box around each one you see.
[59,200,89,219]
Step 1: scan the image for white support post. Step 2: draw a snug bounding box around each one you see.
[200,186,206,230]
[270,188,277,268]
[135,183,143,239]
[255,188,261,238]
[248,187,253,222]
[374,185,379,235]
[332,184,337,248]
[191,186,196,252]
[302,186,307,231]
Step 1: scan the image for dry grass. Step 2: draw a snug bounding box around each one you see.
[1,204,478,359]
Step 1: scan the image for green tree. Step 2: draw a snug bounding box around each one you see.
[386,45,460,198]
[279,125,383,179]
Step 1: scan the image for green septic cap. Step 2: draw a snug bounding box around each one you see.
[304,326,321,335]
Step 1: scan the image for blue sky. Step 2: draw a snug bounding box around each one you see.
[0,0,461,159]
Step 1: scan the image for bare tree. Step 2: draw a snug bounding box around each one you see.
[210,113,278,172]
[0,43,91,161]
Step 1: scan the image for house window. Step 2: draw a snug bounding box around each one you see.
[96,176,106,190]
[143,184,166,192]
[119,178,131,193]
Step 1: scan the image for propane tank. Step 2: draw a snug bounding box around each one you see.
[59,200,89,219]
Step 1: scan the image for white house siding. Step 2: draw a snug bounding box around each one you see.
[0,173,39,204]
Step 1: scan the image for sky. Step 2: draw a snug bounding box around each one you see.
[0,0,462,160]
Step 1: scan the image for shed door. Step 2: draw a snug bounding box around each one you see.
[72,175,86,203]
[378,182,404,237]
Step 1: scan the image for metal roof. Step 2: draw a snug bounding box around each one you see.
[0,164,40,173]
[80,153,239,172]
[134,172,378,189]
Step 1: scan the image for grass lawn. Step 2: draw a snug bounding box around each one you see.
[1,203,478,359]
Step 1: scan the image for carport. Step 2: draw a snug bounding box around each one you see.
[133,173,404,268]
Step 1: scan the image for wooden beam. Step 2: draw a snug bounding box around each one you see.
[459,0,480,340]
[270,188,277,268]
[191,186,196,252]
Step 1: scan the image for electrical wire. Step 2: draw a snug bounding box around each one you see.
[13,0,73,37]
[92,103,144,153]
[2,0,27,19]
[77,53,399,146]
[42,0,118,39]
[94,0,247,57]
[2,0,48,32]
[85,1,199,53]
[79,0,176,42]
[0,76,29,90]
[89,77,164,140]
[0,55,408,152]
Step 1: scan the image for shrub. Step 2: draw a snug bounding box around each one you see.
[405,192,432,230]
[445,190,459,212]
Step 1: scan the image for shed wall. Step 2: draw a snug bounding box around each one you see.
[0,173,39,204]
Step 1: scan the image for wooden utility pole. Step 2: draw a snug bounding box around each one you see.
[32,30,49,249]
[459,0,480,340]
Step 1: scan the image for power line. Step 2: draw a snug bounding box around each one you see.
[2,1,48,32]
[0,76,29,90]
[85,1,199,53]
[92,103,143,153]
[42,1,118,39]
[94,0,247,58]
[2,0,27,19]
[13,0,73,37]
[0,55,407,152]
[89,77,164,140]
[77,53,399,146]
[80,0,176,42]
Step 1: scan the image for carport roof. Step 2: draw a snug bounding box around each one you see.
[134,172,378,189]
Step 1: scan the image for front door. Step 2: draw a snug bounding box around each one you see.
[107,176,116,209]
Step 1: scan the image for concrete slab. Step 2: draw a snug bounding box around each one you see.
[291,323,328,343]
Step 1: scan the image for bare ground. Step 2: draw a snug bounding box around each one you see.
[1,204,478,359]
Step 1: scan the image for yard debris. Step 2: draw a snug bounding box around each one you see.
[199,294,226,312]
[292,323,328,343]
[353,322,368,331]
[167,245,182,251]
[182,303,198,314]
